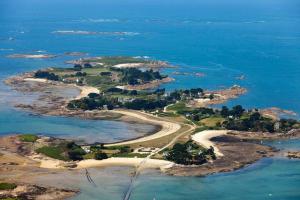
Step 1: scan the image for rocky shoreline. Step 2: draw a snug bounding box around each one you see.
[0,183,78,200]
[165,134,278,176]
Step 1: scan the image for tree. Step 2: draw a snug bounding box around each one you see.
[221,106,229,117]
[130,90,138,95]
[94,152,108,160]
[73,64,82,71]
[34,70,59,81]
[88,93,100,98]
[231,105,245,118]
[250,112,261,121]
[166,143,192,165]
[84,63,92,68]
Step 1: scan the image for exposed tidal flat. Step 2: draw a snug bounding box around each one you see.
[0,108,158,144]
[25,156,300,200]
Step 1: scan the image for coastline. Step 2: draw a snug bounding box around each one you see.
[2,68,300,199]
[191,130,228,157]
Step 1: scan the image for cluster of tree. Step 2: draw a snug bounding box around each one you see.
[185,107,216,121]
[165,141,216,165]
[279,119,299,132]
[123,99,168,110]
[223,112,276,132]
[114,68,166,85]
[223,112,299,133]
[61,72,87,78]
[34,70,59,81]
[100,71,112,76]
[73,63,92,71]
[88,145,109,160]
[168,88,204,101]
[66,142,86,161]
[68,90,173,111]
[220,105,245,118]
[105,87,138,96]
[67,93,118,110]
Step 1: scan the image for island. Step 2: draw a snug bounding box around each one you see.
[1,56,300,199]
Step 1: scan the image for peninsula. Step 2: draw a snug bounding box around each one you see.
[1,56,300,199]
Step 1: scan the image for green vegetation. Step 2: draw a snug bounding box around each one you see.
[19,134,38,142]
[183,105,300,133]
[167,102,191,113]
[0,183,17,190]
[34,70,59,81]
[165,141,216,165]
[36,146,68,161]
[200,117,225,127]
[33,56,300,135]
[117,68,166,85]
[67,93,117,110]
[112,153,148,158]
[83,56,149,66]
[87,145,150,158]
[83,145,144,160]
[94,152,108,160]
[36,141,86,161]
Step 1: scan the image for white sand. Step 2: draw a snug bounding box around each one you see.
[24,77,99,99]
[24,78,48,83]
[74,85,99,99]
[191,130,227,157]
[76,157,173,170]
[106,110,181,146]
[112,63,144,68]
[29,154,64,169]
[30,154,173,170]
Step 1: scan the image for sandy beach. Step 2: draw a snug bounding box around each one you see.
[27,153,173,170]
[191,130,228,157]
[74,85,99,99]
[77,158,173,170]
[112,63,145,68]
[106,110,181,146]
[24,77,48,83]
[23,77,99,100]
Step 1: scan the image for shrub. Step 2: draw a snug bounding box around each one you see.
[34,70,59,81]
[94,152,108,160]
[0,182,17,190]
[19,134,38,142]
[36,146,68,161]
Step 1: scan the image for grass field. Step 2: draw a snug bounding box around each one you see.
[166,102,192,113]
[19,134,38,142]
[0,182,17,190]
[200,117,225,127]
[36,146,69,161]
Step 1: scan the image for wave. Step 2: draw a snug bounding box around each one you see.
[86,18,120,23]
[52,30,139,36]
[73,18,120,23]
[133,56,150,59]
[0,48,14,51]
[145,18,267,25]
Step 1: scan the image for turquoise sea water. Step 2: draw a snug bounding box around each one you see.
[0,0,300,199]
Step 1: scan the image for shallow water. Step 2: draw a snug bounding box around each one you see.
[1,0,300,199]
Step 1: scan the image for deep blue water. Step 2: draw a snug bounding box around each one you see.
[0,0,300,199]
